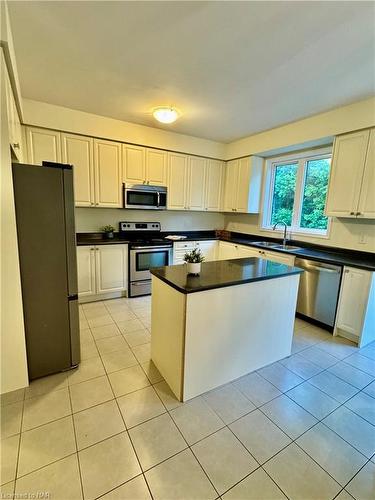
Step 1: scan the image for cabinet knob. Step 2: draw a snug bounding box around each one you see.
[345,269,350,273]
[356,212,361,216]
[13,143,20,149]
[350,212,355,215]
[96,203,99,206]
[90,202,94,206]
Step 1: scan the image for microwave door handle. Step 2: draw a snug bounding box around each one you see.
[157,191,160,207]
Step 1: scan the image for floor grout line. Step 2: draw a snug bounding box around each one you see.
[14,305,374,500]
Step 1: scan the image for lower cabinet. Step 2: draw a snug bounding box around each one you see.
[217,241,295,265]
[77,245,128,301]
[335,267,375,347]
[173,240,218,264]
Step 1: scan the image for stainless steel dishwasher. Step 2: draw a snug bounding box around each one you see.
[295,257,342,328]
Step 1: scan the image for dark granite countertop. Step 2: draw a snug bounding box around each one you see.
[151,258,303,294]
[76,230,375,271]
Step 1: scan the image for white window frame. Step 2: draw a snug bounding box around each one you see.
[261,147,332,238]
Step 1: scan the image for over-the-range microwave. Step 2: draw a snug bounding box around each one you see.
[123,183,167,210]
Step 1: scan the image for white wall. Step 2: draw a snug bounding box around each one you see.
[225,213,375,253]
[75,208,224,233]
[0,49,28,393]
[22,99,225,159]
[226,97,375,160]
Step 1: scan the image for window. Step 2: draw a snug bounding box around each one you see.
[262,148,331,235]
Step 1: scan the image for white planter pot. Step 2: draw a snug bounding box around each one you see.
[186,262,201,275]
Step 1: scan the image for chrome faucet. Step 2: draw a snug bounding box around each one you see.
[272,221,288,247]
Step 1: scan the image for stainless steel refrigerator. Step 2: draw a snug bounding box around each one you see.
[12,162,80,380]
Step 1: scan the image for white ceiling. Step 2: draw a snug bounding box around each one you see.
[8,1,375,143]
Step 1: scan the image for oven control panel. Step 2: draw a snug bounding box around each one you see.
[119,221,161,232]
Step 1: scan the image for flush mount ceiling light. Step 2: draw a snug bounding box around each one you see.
[152,106,180,124]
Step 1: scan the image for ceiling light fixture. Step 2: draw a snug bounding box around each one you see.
[152,106,180,124]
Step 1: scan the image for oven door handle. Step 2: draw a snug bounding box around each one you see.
[131,245,172,250]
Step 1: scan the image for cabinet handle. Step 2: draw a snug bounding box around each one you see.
[13,143,20,149]
[96,203,99,206]
[350,212,355,215]
[90,247,94,251]
[345,269,350,273]
[96,248,99,251]
[90,202,94,206]
[356,212,361,216]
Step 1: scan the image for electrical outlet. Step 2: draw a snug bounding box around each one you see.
[359,233,366,244]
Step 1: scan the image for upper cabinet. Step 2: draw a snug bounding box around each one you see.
[167,152,189,210]
[94,139,122,208]
[123,145,167,186]
[223,156,263,213]
[168,153,224,212]
[146,148,167,186]
[26,127,61,165]
[205,159,224,212]
[122,145,145,184]
[325,128,375,219]
[187,156,207,211]
[27,127,122,208]
[357,129,375,219]
[62,133,94,207]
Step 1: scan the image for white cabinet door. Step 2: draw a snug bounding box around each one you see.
[357,129,375,219]
[62,133,94,207]
[218,241,239,260]
[168,152,188,210]
[187,156,206,211]
[94,139,122,207]
[205,159,223,212]
[236,158,251,213]
[95,245,128,294]
[336,267,371,337]
[123,145,145,184]
[223,160,238,212]
[77,246,96,297]
[196,240,217,261]
[325,130,370,217]
[237,245,260,258]
[262,250,295,265]
[146,148,167,186]
[26,126,61,165]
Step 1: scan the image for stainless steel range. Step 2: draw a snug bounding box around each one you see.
[119,222,172,297]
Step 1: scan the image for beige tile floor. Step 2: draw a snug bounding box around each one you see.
[1,296,375,500]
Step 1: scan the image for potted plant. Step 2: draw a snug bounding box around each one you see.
[184,247,204,275]
[101,224,116,239]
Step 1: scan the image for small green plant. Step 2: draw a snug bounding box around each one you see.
[100,224,115,233]
[183,248,205,264]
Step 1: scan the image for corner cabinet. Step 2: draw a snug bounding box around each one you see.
[77,245,128,302]
[223,156,263,213]
[335,267,375,347]
[325,128,375,219]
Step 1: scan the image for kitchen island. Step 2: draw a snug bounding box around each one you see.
[150,258,303,401]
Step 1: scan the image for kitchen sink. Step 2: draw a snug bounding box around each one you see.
[274,245,302,251]
[252,241,280,248]
[252,241,302,251]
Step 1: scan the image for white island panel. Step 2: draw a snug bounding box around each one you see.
[183,274,299,400]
